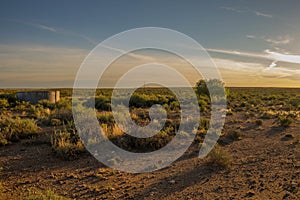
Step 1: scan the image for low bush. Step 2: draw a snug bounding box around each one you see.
[25,189,70,200]
[37,100,55,110]
[0,117,39,145]
[14,101,32,111]
[29,105,51,119]
[255,119,263,126]
[51,107,73,123]
[279,116,293,127]
[208,144,232,169]
[97,112,114,125]
[199,117,210,132]
[51,128,84,160]
[50,118,62,126]
[289,96,300,108]
[227,130,241,140]
[0,99,9,109]
[0,93,17,107]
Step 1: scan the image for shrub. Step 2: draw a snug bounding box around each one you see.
[29,105,51,119]
[37,100,55,110]
[51,107,73,123]
[169,101,180,111]
[0,99,9,109]
[196,79,226,99]
[51,129,84,160]
[97,112,114,125]
[0,93,17,107]
[255,119,263,126]
[55,98,72,110]
[227,130,241,140]
[25,189,70,200]
[0,167,3,194]
[50,118,62,126]
[200,117,210,131]
[14,101,32,111]
[279,116,293,127]
[198,98,207,112]
[289,96,300,108]
[240,102,247,107]
[0,138,8,146]
[208,144,232,169]
[0,117,39,145]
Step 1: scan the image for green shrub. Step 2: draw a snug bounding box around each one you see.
[0,93,17,107]
[29,105,51,119]
[289,96,300,108]
[196,79,226,99]
[198,98,207,112]
[169,101,180,111]
[55,98,72,110]
[50,118,62,126]
[279,116,293,127]
[14,101,32,111]
[200,117,210,131]
[0,99,9,108]
[37,100,55,110]
[0,138,8,146]
[97,112,114,125]
[0,117,39,145]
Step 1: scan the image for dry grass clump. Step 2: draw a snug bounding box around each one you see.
[25,189,70,200]
[208,144,232,169]
[51,129,85,160]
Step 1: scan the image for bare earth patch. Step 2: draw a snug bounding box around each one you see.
[1,111,299,199]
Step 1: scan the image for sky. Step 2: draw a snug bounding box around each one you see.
[1,0,300,88]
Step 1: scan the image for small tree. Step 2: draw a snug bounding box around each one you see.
[196,79,226,96]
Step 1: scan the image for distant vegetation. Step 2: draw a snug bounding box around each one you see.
[1,83,300,161]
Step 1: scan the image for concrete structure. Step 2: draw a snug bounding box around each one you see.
[16,90,60,104]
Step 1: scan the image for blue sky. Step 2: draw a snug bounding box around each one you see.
[1,0,300,87]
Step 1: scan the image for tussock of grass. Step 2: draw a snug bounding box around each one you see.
[208,144,232,169]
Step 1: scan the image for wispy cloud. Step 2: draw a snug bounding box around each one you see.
[31,23,57,33]
[246,35,256,39]
[207,48,266,59]
[245,34,292,45]
[208,47,300,71]
[263,35,292,45]
[9,19,96,45]
[265,49,300,64]
[99,44,156,61]
[254,11,272,18]
[220,6,246,13]
[221,6,273,18]
[212,57,300,87]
